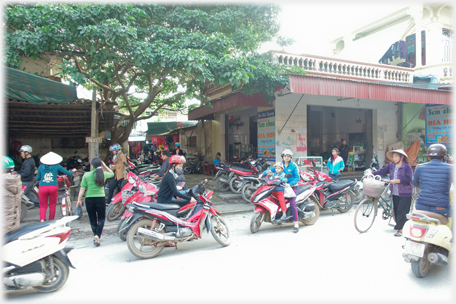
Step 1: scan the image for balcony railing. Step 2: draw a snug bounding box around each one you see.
[270,51,414,83]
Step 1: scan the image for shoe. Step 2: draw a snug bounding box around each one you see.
[94,235,100,246]
[394,230,402,237]
[293,227,299,233]
[279,215,288,221]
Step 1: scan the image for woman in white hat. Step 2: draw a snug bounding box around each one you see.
[372,149,413,237]
[36,152,76,222]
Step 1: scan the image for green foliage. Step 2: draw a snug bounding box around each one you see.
[187,103,200,112]
[276,35,295,48]
[5,3,301,144]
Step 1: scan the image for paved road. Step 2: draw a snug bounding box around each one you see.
[5,207,453,304]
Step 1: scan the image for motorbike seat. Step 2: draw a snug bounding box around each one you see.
[4,221,56,244]
[322,182,332,189]
[134,202,181,211]
[230,166,256,173]
[297,184,312,195]
[328,180,355,193]
[413,211,449,225]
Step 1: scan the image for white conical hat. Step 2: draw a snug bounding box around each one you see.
[40,152,63,165]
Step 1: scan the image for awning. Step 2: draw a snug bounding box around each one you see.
[287,74,452,105]
[6,66,77,104]
[147,121,197,136]
[188,91,273,120]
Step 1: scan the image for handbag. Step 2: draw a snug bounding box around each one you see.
[284,186,296,198]
[74,205,83,220]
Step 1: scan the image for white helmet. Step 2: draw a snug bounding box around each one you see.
[281,149,293,158]
[274,162,284,169]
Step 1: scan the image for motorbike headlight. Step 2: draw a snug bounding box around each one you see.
[128,177,135,184]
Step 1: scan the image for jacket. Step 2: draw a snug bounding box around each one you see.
[412,159,453,208]
[113,152,127,180]
[262,161,300,187]
[172,149,185,156]
[36,164,74,187]
[157,170,193,204]
[157,158,170,177]
[373,162,413,197]
[18,157,36,182]
[327,156,345,175]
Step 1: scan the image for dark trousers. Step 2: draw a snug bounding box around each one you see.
[392,195,412,230]
[85,197,106,238]
[106,178,124,205]
[23,181,39,206]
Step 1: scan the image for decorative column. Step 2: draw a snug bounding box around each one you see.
[409,5,424,68]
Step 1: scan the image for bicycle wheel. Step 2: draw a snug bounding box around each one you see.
[354,197,378,233]
[65,196,73,216]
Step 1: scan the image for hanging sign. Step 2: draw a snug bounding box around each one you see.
[425,105,452,147]
[257,110,275,162]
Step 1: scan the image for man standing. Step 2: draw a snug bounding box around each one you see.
[18,145,38,206]
[106,144,127,205]
[412,144,453,216]
[339,139,350,167]
[152,150,170,180]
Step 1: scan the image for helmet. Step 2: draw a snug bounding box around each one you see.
[169,155,186,164]
[175,143,180,147]
[19,145,32,154]
[274,162,284,169]
[428,144,447,158]
[281,149,293,158]
[2,156,15,171]
[109,144,121,152]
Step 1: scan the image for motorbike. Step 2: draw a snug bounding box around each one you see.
[227,158,269,193]
[401,211,452,278]
[117,182,191,241]
[183,155,204,174]
[3,216,77,293]
[214,163,232,192]
[124,179,231,259]
[64,151,89,172]
[249,173,319,233]
[306,167,356,214]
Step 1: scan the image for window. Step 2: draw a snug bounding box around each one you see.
[188,136,196,147]
[167,112,177,119]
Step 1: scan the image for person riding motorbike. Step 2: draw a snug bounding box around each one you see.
[261,149,300,233]
[412,144,453,217]
[17,145,39,206]
[106,143,127,206]
[261,162,288,221]
[156,155,196,206]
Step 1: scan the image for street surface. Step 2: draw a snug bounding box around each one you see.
[4,206,454,304]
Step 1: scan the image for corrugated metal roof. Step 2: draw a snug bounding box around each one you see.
[287,74,452,105]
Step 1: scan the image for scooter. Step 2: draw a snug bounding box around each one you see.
[124,179,231,259]
[401,211,452,278]
[3,216,77,293]
[229,158,270,193]
[214,163,231,192]
[249,174,319,233]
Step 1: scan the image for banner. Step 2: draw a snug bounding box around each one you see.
[257,110,275,162]
[425,105,452,147]
[297,133,307,152]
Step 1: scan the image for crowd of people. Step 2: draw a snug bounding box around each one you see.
[3,142,452,242]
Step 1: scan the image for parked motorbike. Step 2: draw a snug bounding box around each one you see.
[249,173,319,233]
[228,158,269,193]
[3,216,77,293]
[124,179,231,259]
[183,156,204,174]
[214,163,231,192]
[401,211,452,278]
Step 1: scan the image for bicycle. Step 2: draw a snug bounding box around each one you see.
[354,177,395,233]
[57,171,83,217]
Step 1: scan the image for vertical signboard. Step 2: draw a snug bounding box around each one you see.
[257,110,275,162]
[425,105,452,147]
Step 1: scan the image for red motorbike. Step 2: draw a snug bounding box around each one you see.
[249,173,320,233]
[228,158,269,193]
[124,179,231,259]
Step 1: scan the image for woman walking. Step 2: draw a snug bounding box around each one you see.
[76,158,114,247]
[36,152,76,222]
[373,149,413,237]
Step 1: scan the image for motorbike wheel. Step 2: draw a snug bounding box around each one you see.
[250,211,264,233]
[106,203,126,222]
[183,166,192,174]
[127,219,165,259]
[241,182,256,203]
[210,216,231,246]
[411,246,431,278]
[353,190,364,204]
[117,219,128,241]
[337,192,354,213]
[215,177,230,192]
[354,197,378,233]
[32,256,70,293]
[300,199,320,225]
[20,201,27,221]
[228,176,242,193]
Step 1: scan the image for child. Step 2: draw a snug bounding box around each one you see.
[264,162,288,221]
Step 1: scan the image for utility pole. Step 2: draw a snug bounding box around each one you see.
[87,88,99,161]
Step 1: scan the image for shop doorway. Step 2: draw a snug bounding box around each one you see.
[307,105,373,171]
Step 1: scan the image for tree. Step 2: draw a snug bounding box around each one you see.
[6,3,305,147]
